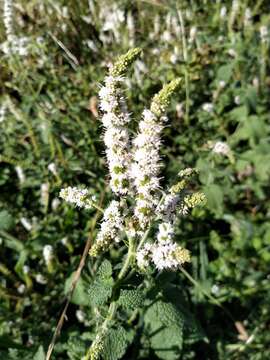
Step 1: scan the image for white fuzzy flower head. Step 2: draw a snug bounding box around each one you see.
[157,222,174,242]
[0,103,8,123]
[151,240,178,270]
[15,166,25,184]
[89,200,123,257]
[20,217,32,231]
[3,0,14,38]
[43,245,53,264]
[59,187,96,209]
[260,26,269,44]
[76,309,86,323]
[136,243,153,269]
[220,6,227,19]
[151,240,190,271]
[41,183,50,206]
[35,273,47,284]
[48,162,58,176]
[212,141,231,156]
[244,8,252,27]
[202,103,214,113]
[51,198,60,211]
[17,284,26,294]
[23,265,30,274]
[189,26,197,43]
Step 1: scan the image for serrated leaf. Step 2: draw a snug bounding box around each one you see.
[97,259,112,280]
[101,326,130,360]
[88,278,113,306]
[118,289,144,310]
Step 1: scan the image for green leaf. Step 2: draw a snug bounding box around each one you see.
[217,64,233,82]
[33,346,45,360]
[203,184,224,216]
[0,210,14,231]
[88,260,114,306]
[96,259,112,280]
[101,326,131,360]
[118,289,144,310]
[64,273,89,306]
[144,299,184,360]
[88,278,113,306]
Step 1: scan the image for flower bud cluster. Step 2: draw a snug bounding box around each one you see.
[59,186,96,209]
[89,200,123,257]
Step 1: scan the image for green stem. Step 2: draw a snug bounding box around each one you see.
[177,8,190,125]
[117,237,135,282]
[84,237,135,359]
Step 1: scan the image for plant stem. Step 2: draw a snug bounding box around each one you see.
[177,8,190,125]
[84,237,135,359]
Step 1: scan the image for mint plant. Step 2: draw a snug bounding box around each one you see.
[59,49,205,360]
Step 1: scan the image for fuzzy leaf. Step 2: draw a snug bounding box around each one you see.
[144,299,184,360]
[88,278,113,306]
[118,289,144,310]
[101,326,132,360]
[96,259,112,280]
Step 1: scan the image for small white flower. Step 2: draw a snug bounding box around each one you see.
[202,103,214,113]
[260,26,269,44]
[35,273,47,284]
[136,243,153,269]
[17,284,26,294]
[51,198,60,211]
[212,141,231,156]
[61,237,68,246]
[23,265,30,274]
[220,6,227,19]
[43,245,53,264]
[15,166,25,184]
[228,49,237,57]
[59,186,95,209]
[211,284,220,295]
[20,217,32,231]
[76,309,86,323]
[234,95,241,105]
[48,163,58,176]
[41,183,50,207]
[218,80,226,89]
[188,26,197,43]
[0,103,8,123]
[151,240,178,271]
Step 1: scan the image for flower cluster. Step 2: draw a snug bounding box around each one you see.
[98,48,141,195]
[137,238,190,271]
[89,200,123,257]
[1,0,30,56]
[59,186,96,209]
[132,79,181,229]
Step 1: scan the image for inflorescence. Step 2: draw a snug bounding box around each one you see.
[59,48,205,273]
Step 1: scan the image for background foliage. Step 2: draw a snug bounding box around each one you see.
[0,0,270,359]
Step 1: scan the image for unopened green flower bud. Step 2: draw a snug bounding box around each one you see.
[110,48,142,77]
[150,78,181,116]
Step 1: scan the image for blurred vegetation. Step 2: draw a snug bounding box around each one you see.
[0,0,270,359]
